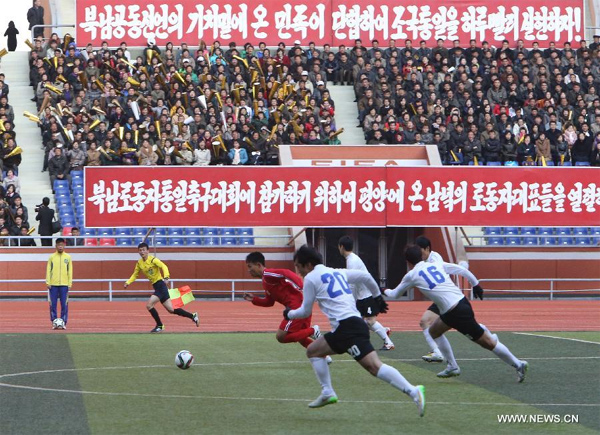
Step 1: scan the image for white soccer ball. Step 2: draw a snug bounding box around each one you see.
[53,318,65,329]
[175,350,194,370]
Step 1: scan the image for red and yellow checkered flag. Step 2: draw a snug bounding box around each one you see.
[168,286,195,309]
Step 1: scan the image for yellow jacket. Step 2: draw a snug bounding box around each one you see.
[126,255,170,285]
[46,252,73,287]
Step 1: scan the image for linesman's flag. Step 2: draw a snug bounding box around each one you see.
[168,286,195,309]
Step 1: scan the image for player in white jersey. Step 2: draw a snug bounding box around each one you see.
[338,236,395,350]
[285,245,426,416]
[415,236,485,363]
[385,245,528,383]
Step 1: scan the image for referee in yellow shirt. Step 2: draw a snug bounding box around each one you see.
[46,238,73,329]
[124,242,199,332]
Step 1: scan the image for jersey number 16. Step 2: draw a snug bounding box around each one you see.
[418,266,445,289]
[321,272,351,298]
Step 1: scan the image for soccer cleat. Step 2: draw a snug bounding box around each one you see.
[310,325,321,340]
[325,355,333,365]
[517,361,529,383]
[380,342,395,351]
[414,385,426,417]
[193,312,200,327]
[422,352,444,363]
[60,324,66,330]
[308,394,338,408]
[150,325,164,333]
[52,324,58,330]
[437,366,461,378]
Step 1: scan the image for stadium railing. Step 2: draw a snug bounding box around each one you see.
[0,278,264,301]
[1,278,598,301]
[475,278,600,300]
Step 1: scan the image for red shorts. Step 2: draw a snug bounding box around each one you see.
[279,315,312,333]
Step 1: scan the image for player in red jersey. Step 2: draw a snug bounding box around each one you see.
[244,252,331,363]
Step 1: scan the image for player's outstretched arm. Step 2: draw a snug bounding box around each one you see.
[384,274,414,299]
[287,279,316,320]
[345,269,388,312]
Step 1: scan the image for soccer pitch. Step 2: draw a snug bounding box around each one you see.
[1,332,599,434]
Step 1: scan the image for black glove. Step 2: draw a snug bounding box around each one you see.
[283,308,291,320]
[374,295,389,314]
[473,284,484,300]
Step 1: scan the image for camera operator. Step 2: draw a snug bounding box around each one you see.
[35,197,54,246]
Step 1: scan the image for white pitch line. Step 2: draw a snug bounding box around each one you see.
[2,356,599,380]
[514,332,600,345]
[0,382,598,407]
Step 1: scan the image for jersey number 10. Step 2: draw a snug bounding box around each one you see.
[418,266,445,289]
[321,272,351,298]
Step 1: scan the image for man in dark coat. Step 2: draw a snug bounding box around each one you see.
[36,197,54,246]
[27,0,45,39]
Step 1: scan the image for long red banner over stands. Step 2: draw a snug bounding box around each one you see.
[76,0,583,47]
[84,166,600,228]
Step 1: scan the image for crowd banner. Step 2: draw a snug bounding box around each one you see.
[84,166,599,228]
[76,0,583,47]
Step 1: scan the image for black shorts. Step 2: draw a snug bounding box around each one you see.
[439,297,485,341]
[356,297,379,317]
[152,280,170,303]
[427,303,440,315]
[324,317,375,361]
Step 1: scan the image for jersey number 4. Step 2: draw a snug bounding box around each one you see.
[321,272,351,298]
[418,266,445,289]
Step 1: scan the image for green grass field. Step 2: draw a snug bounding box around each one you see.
[1,331,599,434]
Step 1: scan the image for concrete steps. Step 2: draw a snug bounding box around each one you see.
[1,51,54,240]
[327,84,365,145]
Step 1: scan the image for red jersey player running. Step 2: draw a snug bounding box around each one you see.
[244,251,332,364]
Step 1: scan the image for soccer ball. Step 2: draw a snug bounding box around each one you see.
[52,318,65,329]
[175,350,194,369]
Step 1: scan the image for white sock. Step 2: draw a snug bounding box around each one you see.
[423,328,441,354]
[309,357,335,396]
[434,334,458,369]
[370,321,392,345]
[376,363,417,398]
[492,340,521,368]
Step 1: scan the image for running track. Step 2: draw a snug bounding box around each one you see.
[1,300,598,333]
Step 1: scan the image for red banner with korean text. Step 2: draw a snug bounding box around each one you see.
[76,0,583,48]
[84,166,599,228]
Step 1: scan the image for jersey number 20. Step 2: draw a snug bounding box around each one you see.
[418,266,445,289]
[321,273,351,298]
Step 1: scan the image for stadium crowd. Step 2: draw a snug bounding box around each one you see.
[351,37,600,165]
[2,34,600,243]
[17,34,600,173]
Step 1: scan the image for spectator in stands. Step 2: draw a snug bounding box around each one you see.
[86,142,101,166]
[1,139,21,175]
[67,142,86,171]
[66,226,84,246]
[0,226,12,246]
[535,133,552,165]
[10,196,28,223]
[2,169,19,193]
[48,147,71,188]
[4,21,19,52]
[228,141,248,165]
[591,132,600,166]
[36,197,54,246]
[18,226,36,246]
[4,184,18,206]
[571,132,593,164]
[27,0,45,39]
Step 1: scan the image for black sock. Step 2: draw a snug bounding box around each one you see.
[148,308,162,326]
[173,308,194,319]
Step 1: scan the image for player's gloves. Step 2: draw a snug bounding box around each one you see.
[374,295,389,314]
[473,284,484,300]
[283,308,291,320]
